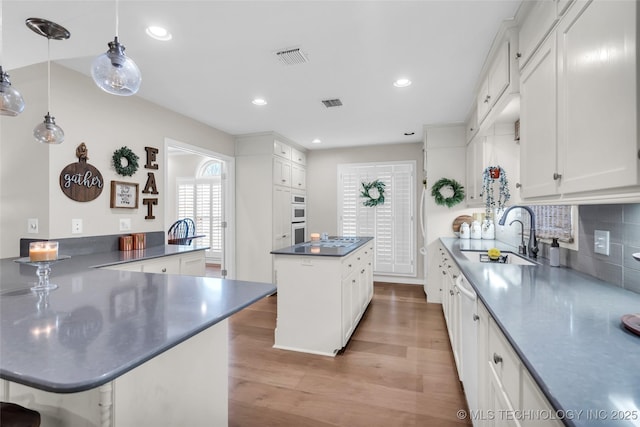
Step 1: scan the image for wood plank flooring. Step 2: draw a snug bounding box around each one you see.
[227,283,471,427]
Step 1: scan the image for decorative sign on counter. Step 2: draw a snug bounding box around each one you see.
[110,181,139,209]
[59,143,104,202]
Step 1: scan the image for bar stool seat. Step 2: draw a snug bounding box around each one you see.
[0,402,41,427]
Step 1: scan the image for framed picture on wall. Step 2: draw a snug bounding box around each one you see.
[110,181,139,209]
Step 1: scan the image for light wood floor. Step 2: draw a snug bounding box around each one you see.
[227,282,471,427]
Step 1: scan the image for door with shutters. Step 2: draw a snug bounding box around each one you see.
[338,161,416,276]
[176,160,226,274]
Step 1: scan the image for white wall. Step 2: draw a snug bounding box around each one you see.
[306,142,424,283]
[424,125,483,302]
[0,63,235,258]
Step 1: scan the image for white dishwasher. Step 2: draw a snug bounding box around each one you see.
[456,273,479,424]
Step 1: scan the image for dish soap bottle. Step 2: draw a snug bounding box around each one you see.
[550,238,560,267]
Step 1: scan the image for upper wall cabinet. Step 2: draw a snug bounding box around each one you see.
[273,139,292,160]
[517,0,574,70]
[291,147,306,166]
[477,41,511,124]
[519,0,640,200]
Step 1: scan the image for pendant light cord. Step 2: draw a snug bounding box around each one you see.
[115,0,120,38]
[47,37,51,113]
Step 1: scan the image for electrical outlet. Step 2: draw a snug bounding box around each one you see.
[594,230,610,256]
[72,218,83,234]
[119,218,131,231]
[27,218,39,234]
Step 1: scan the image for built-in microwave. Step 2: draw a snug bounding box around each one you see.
[292,193,306,204]
[292,203,306,223]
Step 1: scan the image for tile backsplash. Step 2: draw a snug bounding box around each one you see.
[569,204,640,294]
[496,203,640,295]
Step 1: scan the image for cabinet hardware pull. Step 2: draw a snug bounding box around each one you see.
[515,52,522,59]
[473,314,480,321]
[515,182,522,188]
[161,268,167,273]
[450,290,454,296]
[361,269,365,274]
[442,271,447,275]
[493,353,503,364]
[553,172,562,180]
[453,274,459,279]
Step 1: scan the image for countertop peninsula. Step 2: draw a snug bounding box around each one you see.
[0,244,276,393]
[440,237,640,427]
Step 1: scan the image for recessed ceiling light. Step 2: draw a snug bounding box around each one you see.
[312,138,322,144]
[252,98,267,106]
[146,26,172,41]
[393,78,412,88]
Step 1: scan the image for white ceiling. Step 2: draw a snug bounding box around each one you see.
[2,1,522,150]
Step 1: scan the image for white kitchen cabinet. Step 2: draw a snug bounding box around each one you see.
[291,163,306,190]
[466,107,479,143]
[273,139,291,160]
[519,0,640,201]
[290,147,306,166]
[273,186,292,250]
[519,32,559,199]
[556,0,638,195]
[517,1,559,70]
[273,242,374,356]
[100,251,206,276]
[477,41,511,124]
[235,132,307,283]
[273,156,291,187]
[466,136,486,205]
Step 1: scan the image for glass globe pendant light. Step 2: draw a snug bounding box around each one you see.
[0,66,25,116]
[91,0,141,96]
[26,18,70,145]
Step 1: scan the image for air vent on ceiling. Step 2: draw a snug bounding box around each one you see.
[274,47,309,65]
[322,98,343,108]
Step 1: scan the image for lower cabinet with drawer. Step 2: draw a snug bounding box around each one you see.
[478,301,562,427]
[101,251,206,276]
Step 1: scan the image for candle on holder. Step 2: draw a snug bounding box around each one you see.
[29,241,59,262]
[310,233,320,241]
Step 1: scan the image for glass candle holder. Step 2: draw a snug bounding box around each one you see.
[29,241,59,262]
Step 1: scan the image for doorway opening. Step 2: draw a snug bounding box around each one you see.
[165,138,235,279]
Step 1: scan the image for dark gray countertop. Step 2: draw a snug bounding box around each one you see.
[271,236,373,257]
[0,245,276,393]
[440,237,640,427]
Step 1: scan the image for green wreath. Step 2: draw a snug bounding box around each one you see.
[112,146,139,177]
[360,180,386,207]
[431,178,465,208]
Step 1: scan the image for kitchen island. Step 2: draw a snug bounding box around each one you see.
[439,237,640,427]
[271,237,374,356]
[0,245,276,426]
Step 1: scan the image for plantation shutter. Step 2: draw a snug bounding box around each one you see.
[338,162,415,276]
[176,178,223,258]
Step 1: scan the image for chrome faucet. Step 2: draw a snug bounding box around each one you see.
[499,206,539,258]
[509,219,527,256]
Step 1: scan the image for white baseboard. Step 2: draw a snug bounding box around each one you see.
[373,275,425,286]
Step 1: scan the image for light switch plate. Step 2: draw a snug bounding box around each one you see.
[594,230,610,256]
[27,218,39,234]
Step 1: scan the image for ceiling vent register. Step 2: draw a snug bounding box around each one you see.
[322,98,343,108]
[275,47,309,65]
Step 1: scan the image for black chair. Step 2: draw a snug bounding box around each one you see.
[0,402,41,427]
[167,218,200,245]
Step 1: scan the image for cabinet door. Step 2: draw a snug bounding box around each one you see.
[291,164,306,190]
[273,157,291,187]
[520,33,559,198]
[466,137,485,204]
[273,140,291,160]
[180,251,205,276]
[341,274,356,345]
[476,78,491,123]
[521,369,564,427]
[290,147,306,166]
[466,107,478,143]
[488,41,510,108]
[272,186,292,249]
[487,365,521,427]
[518,0,558,69]
[556,0,638,194]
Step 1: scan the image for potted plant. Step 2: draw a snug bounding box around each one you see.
[480,165,510,220]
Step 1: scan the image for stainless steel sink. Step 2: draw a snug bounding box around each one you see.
[460,250,537,266]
